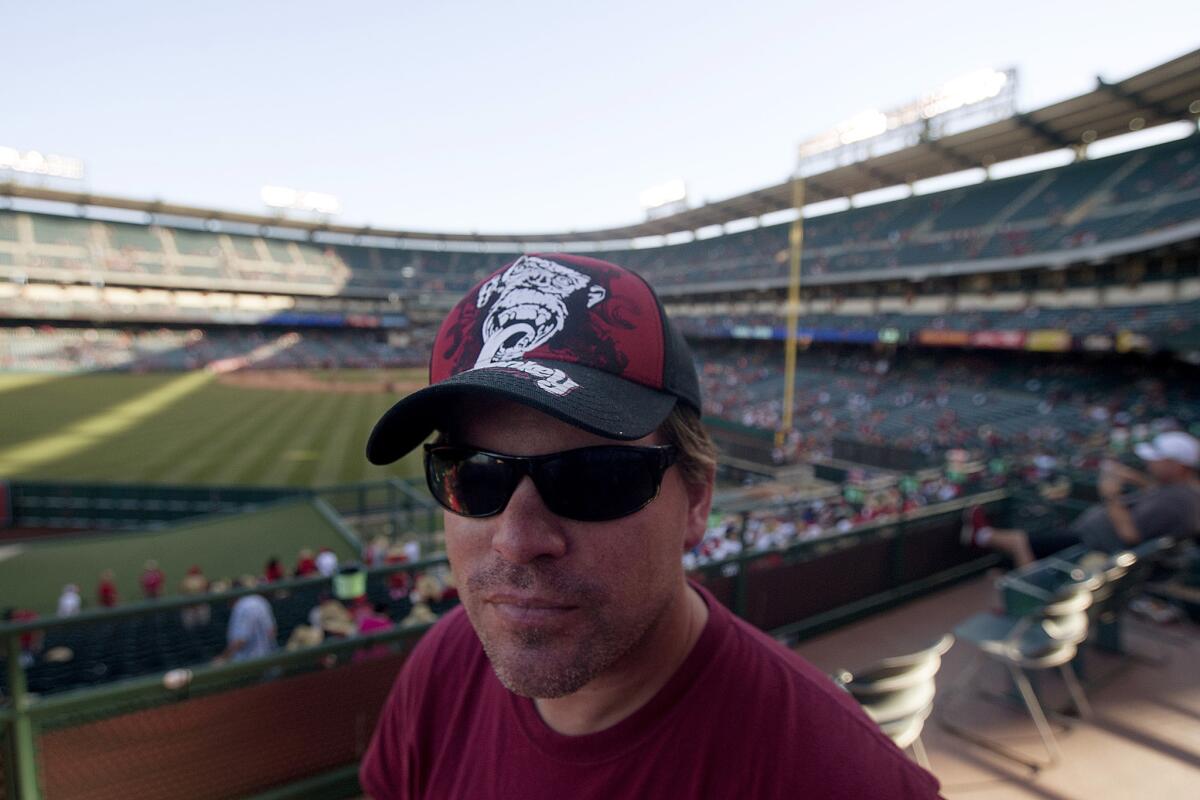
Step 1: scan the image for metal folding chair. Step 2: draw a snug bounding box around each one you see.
[834,634,954,770]
[939,565,1093,771]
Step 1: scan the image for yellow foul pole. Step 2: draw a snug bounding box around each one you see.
[776,177,805,449]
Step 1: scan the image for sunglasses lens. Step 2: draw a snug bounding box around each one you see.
[426,448,516,517]
[537,447,665,522]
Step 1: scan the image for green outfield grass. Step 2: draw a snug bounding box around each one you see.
[0,498,361,613]
[0,369,426,487]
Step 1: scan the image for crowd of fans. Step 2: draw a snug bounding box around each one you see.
[686,468,984,569]
[696,341,1200,474]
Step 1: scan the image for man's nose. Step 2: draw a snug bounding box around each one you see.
[490,476,568,564]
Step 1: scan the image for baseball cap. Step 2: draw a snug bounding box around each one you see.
[1134,431,1200,468]
[366,253,701,465]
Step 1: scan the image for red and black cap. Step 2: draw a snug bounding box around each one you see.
[366,253,701,465]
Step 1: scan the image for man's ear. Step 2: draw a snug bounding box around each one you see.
[681,465,715,553]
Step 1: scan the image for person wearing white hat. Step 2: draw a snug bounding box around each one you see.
[964,431,1200,566]
[57,584,81,617]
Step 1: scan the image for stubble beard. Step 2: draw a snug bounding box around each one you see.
[464,561,671,699]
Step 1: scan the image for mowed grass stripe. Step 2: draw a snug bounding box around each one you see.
[0,372,213,475]
[0,373,59,395]
[2,373,171,450]
[30,382,259,483]
[0,370,429,487]
[263,391,352,485]
[134,386,301,484]
[335,394,410,484]
[41,381,290,484]
[335,394,383,484]
[223,389,331,485]
[309,392,373,487]
[153,387,304,484]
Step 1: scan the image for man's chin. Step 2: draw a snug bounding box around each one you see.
[487,650,594,699]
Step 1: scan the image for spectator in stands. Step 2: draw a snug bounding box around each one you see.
[140,560,165,599]
[359,254,938,798]
[402,539,421,563]
[294,548,318,578]
[213,578,278,665]
[3,608,43,668]
[385,544,413,601]
[966,431,1200,566]
[354,602,395,663]
[365,535,390,568]
[179,565,211,630]
[97,570,119,608]
[310,592,356,638]
[263,557,286,583]
[56,584,81,617]
[316,547,339,577]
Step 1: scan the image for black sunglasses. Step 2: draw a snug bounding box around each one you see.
[424,443,678,522]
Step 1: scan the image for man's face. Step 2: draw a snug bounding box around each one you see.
[1146,458,1186,482]
[442,399,710,699]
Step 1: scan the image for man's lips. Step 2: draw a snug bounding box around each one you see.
[485,594,579,624]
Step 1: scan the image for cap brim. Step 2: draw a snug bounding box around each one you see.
[365,361,679,465]
[1133,443,1161,462]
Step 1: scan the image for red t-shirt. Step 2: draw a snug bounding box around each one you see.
[360,582,941,799]
[140,569,165,598]
[98,580,118,608]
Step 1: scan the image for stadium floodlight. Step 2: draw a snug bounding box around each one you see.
[836,110,889,145]
[797,67,1017,176]
[260,185,342,216]
[0,146,85,180]
[639,179,688,219]
[920,69,1010,119]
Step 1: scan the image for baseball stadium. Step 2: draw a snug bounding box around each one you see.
[3,37,1200,800]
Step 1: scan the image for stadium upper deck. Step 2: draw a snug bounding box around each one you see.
[1,133,1197,303]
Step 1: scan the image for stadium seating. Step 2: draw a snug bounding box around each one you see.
[2,135,1196,301]
[693,340,1200,468]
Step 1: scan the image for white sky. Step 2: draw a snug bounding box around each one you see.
[6,1,1198,233]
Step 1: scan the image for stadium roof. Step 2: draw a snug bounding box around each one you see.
[3,48,1198,246]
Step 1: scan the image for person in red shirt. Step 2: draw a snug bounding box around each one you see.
[4,608,43,666]
[294,548,318,578]
[354,602,394,664]
[263,557,286,583]
[359,255,940,799]
[140,560,165,599]
[97,569,119,608]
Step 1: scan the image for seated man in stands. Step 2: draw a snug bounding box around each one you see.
[213,578,278,665]
[965,431,1200,566]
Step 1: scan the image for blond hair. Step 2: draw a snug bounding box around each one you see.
[658,404,717,489]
